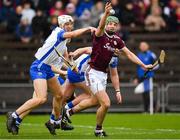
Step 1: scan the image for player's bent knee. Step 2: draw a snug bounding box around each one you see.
[36,97,47,105]
[102,101,111,109]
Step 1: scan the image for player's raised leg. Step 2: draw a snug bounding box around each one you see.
[65,93,90,110]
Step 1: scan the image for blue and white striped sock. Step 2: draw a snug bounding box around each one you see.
[50,114,61,124]
[16,117,22,127]
[65,101,74,109]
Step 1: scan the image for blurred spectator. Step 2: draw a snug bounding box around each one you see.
[132,0,147,25]
[151,0,159,8]
[145,0,160,18]
[6,5,22,33]
[175,6,180,30]
[49,1,65,16]
[160,0,169,7]
[47,15,58,35]
[169,0,179,10]
[76,0,94,17]
[120,2,136,27]
[0,0,14,25]
[65,3,77,17]
[143,0,151,8]
[15,17,33,43]
[65,3,79,29]
[163,0,180,31]
[31,0,39,8]
[111,0,121,21]
[90,1,104,26]
[145,6,166,31]
[69,0,79,6]
[21,1,36,24]
[32,9,48,43]
[79,9,91,28]
[117,22,129,41]
[0,0,179,40]
[32,0,52,13]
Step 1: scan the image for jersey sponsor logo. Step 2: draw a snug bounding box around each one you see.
[103,43,115,52]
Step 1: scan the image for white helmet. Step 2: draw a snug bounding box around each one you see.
[58,15,74,26]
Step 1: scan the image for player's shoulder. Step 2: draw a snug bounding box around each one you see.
[113,33,125,45]
[148,50,157,58]
[53,27,65,33]
[113,33,122,40]
[147,50,155,55]
[92,31,104,39]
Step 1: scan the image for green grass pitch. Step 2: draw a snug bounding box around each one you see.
[0,113,180,139]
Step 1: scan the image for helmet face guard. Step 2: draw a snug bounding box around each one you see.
[58,15,74,27]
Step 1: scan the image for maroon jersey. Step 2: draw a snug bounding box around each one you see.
[89,32,125,73]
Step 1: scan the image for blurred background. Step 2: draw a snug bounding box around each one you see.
[0,0,180,114]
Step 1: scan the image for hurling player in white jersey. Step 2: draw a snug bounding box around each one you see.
[6,15,96,135]
[10,56,70,135]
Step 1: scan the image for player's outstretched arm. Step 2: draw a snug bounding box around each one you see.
[95,2,112,37]
[63,27,96,39]
[69,47,92,58]
[121,47,153,70]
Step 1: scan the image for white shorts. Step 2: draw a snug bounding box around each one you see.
[85,67,107,94]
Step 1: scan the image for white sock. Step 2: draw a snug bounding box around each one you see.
[65,104,70,110]
[50,118,61,124]
[95,129,103,133]
[50,119,55,124]
[12,112,18,119]
[66,109,70,118]
[54,119,61,125]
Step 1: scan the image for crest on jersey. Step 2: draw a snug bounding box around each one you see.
[38,72,43,76]
[114,41,117,45]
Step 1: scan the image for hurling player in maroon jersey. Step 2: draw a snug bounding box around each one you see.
[62,2,153,137]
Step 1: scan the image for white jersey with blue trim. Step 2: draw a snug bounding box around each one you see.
[75,54,90,73]
[35,27,67,68]
[75,54,118,74]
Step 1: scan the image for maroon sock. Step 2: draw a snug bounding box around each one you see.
[96,125,102,130]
